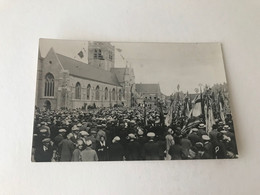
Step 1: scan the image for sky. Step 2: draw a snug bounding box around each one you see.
[39,39,227,96]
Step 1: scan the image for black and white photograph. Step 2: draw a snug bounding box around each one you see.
[31,39,238,162]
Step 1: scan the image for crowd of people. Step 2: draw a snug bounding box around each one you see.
[31,106,238,162]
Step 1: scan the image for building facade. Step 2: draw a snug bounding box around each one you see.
[36,42,135,110]
[135,83,163,108]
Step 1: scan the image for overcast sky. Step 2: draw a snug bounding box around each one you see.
[40,39,227,96]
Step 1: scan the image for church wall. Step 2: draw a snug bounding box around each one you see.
[68,75,124,109]
[36,49,63,110]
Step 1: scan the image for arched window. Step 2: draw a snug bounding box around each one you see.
[95,85,100,100]
[94,49,98,59]
[112,88,116,101]
[75,82,81,99]
[44,73,54,96]
[105,87,108,100]
[119,89,122,101]
[87,84,91,100]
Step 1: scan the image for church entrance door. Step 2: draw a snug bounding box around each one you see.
[44,100,51,110]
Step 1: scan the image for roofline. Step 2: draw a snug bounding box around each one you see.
[69,74,122,87]
[46,48,64,70]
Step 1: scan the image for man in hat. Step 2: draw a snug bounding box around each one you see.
[212,133,227,159]
[87,130,97,150]
[59,133,75,162]
[144,132,160,160]
[33,127,49,150]
[180,132,192,159]
[198,124,207,136]
[109,136,124,161]
[202,135,213,159]
[125,134,141,160]
[188,128,201,145]
[96,126,107,142]
[54,129,66,148]
[79,131,89,144]
[165,128,175,160]
[169,136,182,160]
[71,139,85,161]
[34,138,55,162]
[137,129,148,160]
[71,125,79,143]
[79,140,99,161]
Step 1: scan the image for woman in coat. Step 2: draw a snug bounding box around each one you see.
[96,136,108,161]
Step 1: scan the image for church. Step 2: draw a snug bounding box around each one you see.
[35,41,165,110]
[35,41,136,110]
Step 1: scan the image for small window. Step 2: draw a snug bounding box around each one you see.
[87,84,91,100]
[95,85,100,100]
[49,61,52,64]
[75,82,81,99]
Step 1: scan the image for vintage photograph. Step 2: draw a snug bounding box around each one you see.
[31,39,238,162]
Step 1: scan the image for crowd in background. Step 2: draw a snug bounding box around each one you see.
[31,106,238,162]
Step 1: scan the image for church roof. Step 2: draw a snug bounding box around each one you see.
[135,83,161,94]
[56,53,121,86]
[110,68,126,83]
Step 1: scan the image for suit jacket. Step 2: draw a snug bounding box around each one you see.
[109,142,124,161]
[188,133,201,145]
[54,134,64,148]
[59,139,75,161]
[169,144,182,160]
[126,140,141,160]
[34,145,54,162]
[144,140,160,160]
[80,147,99,161]
[181,138,192,159]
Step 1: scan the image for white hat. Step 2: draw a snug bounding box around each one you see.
[191,128,198,132]
[198,124,205,128]
[147,132,155,137]
[80,131,89,136]
[77,123,82,127]
[223,125,229,130]
[39,129,47,133]
[130,120,136,124]
[42,138,51,143]
[128,133,136,139]
[137,129,144,135]
[58,129,66,133]
[67,133,73,139]
[202,135,210,141]
[112,136,120,143]
[71,125,79,131]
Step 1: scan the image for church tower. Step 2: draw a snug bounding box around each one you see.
[123,65,135,107]
[88,41,115,71]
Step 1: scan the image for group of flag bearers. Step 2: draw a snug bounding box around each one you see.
[32,84,238,162]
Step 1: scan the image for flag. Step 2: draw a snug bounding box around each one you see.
[181,116,201,134]
[144,106,147,126]
[204,100,215,134]
[218,91,225,124]
[165,101,174,126]
[78,51,84,58]
[184,92,190,117]
[191,94,202,117]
